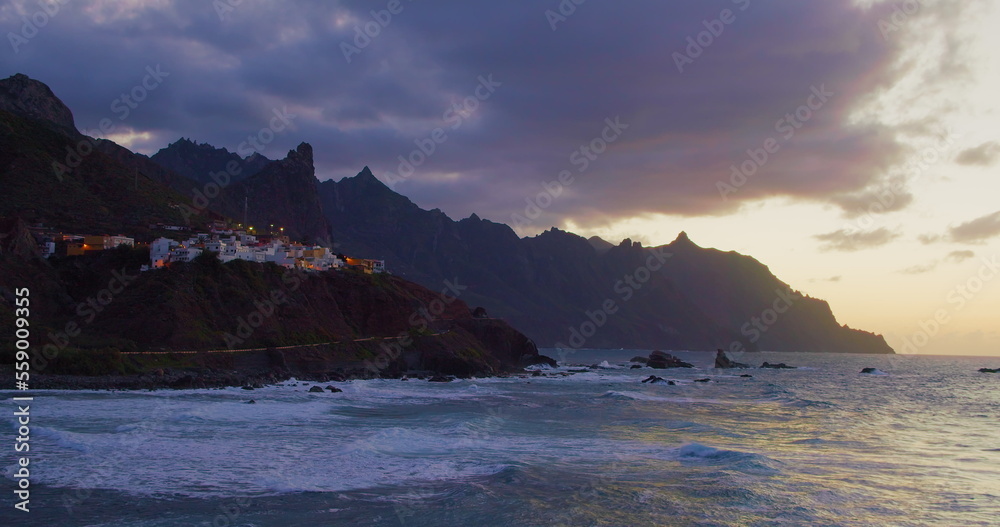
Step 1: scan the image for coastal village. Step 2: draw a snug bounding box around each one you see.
[29,222,385,274]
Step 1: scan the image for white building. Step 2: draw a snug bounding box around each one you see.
[150,237,179,268]
[171,247,202,263]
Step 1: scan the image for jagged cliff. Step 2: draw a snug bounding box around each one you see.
[0,225,548,381]
[318,170,894,354]
[1,73,894,355]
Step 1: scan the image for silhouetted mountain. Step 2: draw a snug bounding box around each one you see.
[0,74,212,235]
[92,138,205,197]
[588,236,615,254]
[1,74,892,354]
[213,143,332,243]
[151,138,269,185]
[318,169,894,354]
[0,73,76,132]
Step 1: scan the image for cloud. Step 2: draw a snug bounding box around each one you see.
[830,177,913,218]
[0,0,982,230]
[948,210,1000,244]
[955,141,1000,166]
[814,228,900,252]
[899,262,938,275]
[810,275,842,283]
[945,250,975,263]
[918,233,942,245]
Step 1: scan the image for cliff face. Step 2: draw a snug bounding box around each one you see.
[0,75,214,235]
[1,74,893,355]
[150,138,269,185]
[0,73,76,132]
[213,143,332,243]
[0,242,544,378]
[319,170,894,354]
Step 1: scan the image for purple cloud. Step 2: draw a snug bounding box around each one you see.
[0,0,977,231]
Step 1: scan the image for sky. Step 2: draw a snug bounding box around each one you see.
[3,0,998,356]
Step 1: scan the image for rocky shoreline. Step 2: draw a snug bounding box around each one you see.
[0,361,557,391]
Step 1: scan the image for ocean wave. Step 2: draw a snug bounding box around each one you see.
[673,442,782,474]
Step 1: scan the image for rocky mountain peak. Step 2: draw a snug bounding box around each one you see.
[0,73,77,132]
[288,143,314,167]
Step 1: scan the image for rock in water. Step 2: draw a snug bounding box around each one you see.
[325,385,342,392]
[977,368,998,373]
[308,386,324,393]
[760,362,796,369]
[630,356,649,364]
[715,349,750,369]
[630,365,642,369]
[647,350,694,369]
[694,378,711,383]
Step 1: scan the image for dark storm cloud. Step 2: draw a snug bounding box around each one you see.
[0,0,972,229]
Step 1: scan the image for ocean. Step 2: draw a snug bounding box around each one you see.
[3,350,999,526]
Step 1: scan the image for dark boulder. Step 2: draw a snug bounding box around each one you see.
[630,356,649,364]
[979,368,999,373]
[308,386,324,393]
[428,375,455,383]
[694,378,711,383]
[325,385,343,393]
[647,350,694,369]
[641,375,675,385]
[472,306,489,319]
[760,362,795,369]
[630,365,642,369]
[522,354,558,368]
[245,399,256,404]
[739,374,753,378]
[715,349,750,369]
[860,367,882,374]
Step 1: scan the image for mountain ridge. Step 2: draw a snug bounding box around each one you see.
[0,73,893,354]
